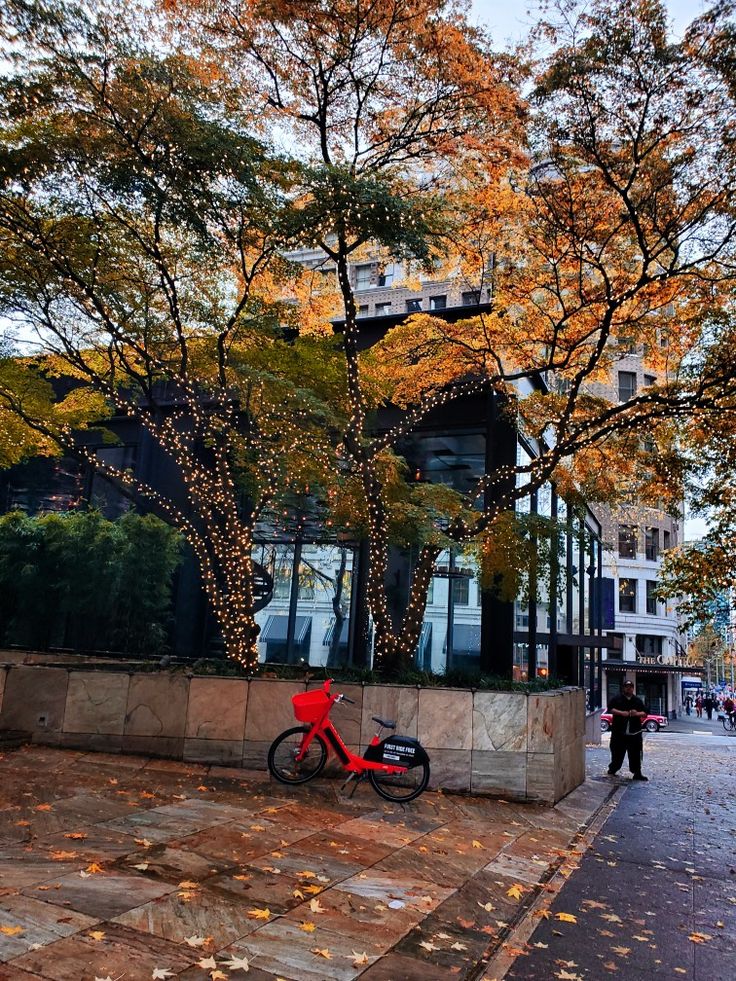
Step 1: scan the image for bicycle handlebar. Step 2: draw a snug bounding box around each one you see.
[337,693,356,705]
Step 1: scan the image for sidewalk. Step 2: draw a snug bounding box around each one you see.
[484,733,736,980]
[0,744,614,981]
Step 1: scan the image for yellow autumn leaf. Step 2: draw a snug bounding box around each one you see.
[292,889,305,900]
[311,947,331,959]
[308,898,326,913]
[506,884,526,900]
[210,973,228,981]
[0,925,24,936]
[556,912,578,923]
[178,881,199,890]
[64,832,87,840]
[35,803,53,811]
[50,850,78,861]
[534,909,551,919]
[303,884,322,894]
[247,907,271,920]
[233,874,251,881]
[611,946,630,956]
[297,870,317,878]
[688,932,711,944]
[472,840,485,849]
[87,930,106,941]
[85,863,104,874]
[299,921,316,933]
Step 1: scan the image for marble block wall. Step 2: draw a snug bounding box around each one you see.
[0,665,586,803]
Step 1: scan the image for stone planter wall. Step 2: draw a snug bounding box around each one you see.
[0,663,586,803]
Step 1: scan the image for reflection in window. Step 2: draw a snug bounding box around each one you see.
[619,577,636,613]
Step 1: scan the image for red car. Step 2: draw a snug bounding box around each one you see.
[600,712,668,733]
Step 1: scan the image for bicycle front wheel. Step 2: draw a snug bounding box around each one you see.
[369,760,430,803]
[268,726,327,785]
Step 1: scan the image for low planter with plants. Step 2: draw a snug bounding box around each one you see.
[0,660,585,803]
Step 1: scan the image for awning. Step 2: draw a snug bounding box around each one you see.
[446,623,481,655]
[417,621,432,656]
[261,615,311,644]
[323,618,349,647]
[601,659,705,675]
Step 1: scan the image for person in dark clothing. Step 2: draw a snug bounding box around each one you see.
[704,694,714,720]
[607,681,649,781]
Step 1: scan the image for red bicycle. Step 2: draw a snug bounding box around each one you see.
[267,679,431,802]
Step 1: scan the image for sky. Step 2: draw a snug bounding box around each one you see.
[470,0,710,46]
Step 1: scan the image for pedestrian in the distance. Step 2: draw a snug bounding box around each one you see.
[704,693,714,720]
[684,694,693,716]
[696,694,703,718]
[606,680,649,781]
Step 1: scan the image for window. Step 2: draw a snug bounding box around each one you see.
[375,302,392,316]
[663,530,671,550]
[273,565,291,600]
[297,564,315,599]
[619,578,636,613]
[637,634,662,656]
[355,264,372,290]
[646,580,658,615]
[426,579,435,605]
[644,374,656,387]
[377,263,395,287]
[429,294,447,311]
[406,298,422,313]
[645,527,659,562]
[618,371,637,402]
[452,577,469,606]
[461,290,481,306]
[618,525,637,559]
[357,304,369,318]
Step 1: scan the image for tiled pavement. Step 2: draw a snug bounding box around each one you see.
[0,746,613,981]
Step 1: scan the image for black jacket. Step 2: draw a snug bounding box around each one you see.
[607,693,647,736]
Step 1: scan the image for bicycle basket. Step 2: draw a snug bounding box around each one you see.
[292,689,331,723]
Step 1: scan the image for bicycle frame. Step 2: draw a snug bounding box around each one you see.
[296,689,409,777]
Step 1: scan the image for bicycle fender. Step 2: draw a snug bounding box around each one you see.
[363,735,429,768]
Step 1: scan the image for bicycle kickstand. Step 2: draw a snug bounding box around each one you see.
[340,772,365,799]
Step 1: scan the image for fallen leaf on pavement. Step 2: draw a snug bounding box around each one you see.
[151,970,175,980]
[352,951,370,966]
[419,940,439,952]
[88,930,106,941]
[507,884,526,900]
[197,956,217,970]
[183,935,207,948]
[299,921,316,932]
[611,946,630,956]
[0,926,24,936]
[688,933,711,944]
[220,954,250,971]
[311,947,331,959]
[478,901,496,912]
[247,907,271,920]
[309,898,326,913]
[472,840,484,849]
[556,913,577,923]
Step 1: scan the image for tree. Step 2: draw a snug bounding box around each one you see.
[163,0,736,673]
[0,0,351,665]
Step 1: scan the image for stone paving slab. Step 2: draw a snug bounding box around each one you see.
[0,743,613,979]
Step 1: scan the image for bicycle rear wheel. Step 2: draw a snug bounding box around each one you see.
[268,726,327,784]
[369,760,430,803]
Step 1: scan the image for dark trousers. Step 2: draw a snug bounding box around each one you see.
[609,731,643,775]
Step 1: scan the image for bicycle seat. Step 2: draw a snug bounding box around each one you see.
[372,716,396,729]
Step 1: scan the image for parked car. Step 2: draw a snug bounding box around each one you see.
[600,712,668,733]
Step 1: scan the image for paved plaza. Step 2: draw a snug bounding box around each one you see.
[0,744,611,980]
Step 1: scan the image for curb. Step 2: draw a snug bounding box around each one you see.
[467,780,627,981]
